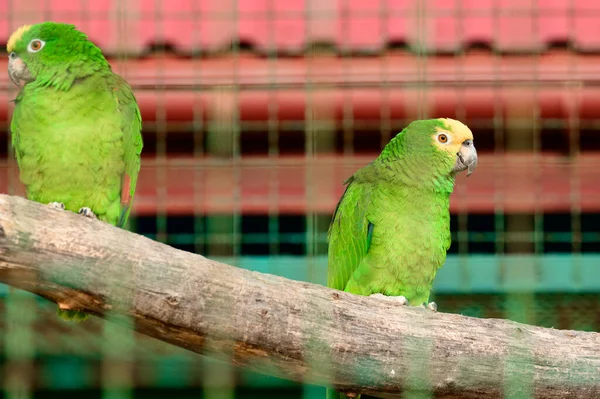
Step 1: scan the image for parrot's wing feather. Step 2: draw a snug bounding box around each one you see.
[108,74,143,228]
[10,95,24,167]
[327,174,372,291]
[366,221,374,253]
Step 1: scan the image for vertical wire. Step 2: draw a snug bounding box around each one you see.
[101,2,135,399]
[454,0,471,295]
[202,2,238,399]
[5,2,16,199]
[533,0,543,306]
[494,0,510,396]
[526,4,541,398]
[191,0,208,391]
[193,0,206,259]
[4,4,35,399]
[4,291,35,399]
[491,0,505,302]
[341,0,354,158]
[503,3,535,399]
[303,3,313,396]
[304,3,341,396]
[304,4,317,393]
[414,0,428,121]
[305,6,317,309]
[399,2,433,397]
[154,0,168,245]
[304,0,333,395]
[489,0,508,391]
[567,0,583,296]
[304,0,322,334]
[379,2,391,157]
[231,0,242,296]
[340,0,356,331]
[229,0,242,268]
[267,0,281,282]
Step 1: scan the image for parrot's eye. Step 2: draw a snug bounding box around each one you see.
[27,39,45,53]
[437,133,450,144]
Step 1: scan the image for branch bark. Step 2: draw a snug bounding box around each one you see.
[0,194,598,398]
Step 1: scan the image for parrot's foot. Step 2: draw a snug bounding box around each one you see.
[420,301,438,312]
[369,293,409,306]
[47,202,65,210]
[57,302,89,322]
[78,207,97,219]
[57,308,89,322]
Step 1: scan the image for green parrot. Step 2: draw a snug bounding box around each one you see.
[326,118,477,399]
[7,22,143,322]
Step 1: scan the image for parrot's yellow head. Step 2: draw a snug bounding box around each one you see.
[378,117,478,182]
[430,118,477,176]
[432,118,473,154]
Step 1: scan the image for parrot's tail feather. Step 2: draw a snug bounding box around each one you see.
[57,307,89,322]
[117,207,129,228]
[325,389,339,399]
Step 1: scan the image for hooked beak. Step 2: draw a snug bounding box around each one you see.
[453,139,478,176]
[8,52,33,88]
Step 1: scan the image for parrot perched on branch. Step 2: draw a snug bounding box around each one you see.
[326,118,477,399]
[7,22,143,322]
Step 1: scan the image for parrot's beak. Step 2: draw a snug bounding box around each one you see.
[453,139,478,176]
[8,52,33,88]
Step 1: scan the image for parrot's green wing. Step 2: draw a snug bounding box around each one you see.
[108,73,143,228]
[327,172,373,292]
[326,168,376,399]
[10,93,26,168]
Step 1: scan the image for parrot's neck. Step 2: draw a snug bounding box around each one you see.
[30,63,109,92]
[375,158,457,194]
[376,131,457,193]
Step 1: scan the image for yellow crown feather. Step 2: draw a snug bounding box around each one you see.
[7,25,32,52]
[437,118,473,142]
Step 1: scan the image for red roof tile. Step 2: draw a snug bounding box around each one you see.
[2,51,600,124]
[3,0,600,54]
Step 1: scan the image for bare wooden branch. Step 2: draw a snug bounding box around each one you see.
[0,194,598,398]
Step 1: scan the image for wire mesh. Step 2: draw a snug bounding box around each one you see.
[1,0,600,398]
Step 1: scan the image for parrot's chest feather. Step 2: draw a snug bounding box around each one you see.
[367,189,451,302]
[13,79,126,221]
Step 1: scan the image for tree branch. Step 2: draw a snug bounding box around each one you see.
[0,194,598,398]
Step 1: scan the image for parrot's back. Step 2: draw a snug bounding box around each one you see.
[11,71,142,227]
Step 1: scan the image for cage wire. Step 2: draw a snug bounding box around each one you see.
[1,0,600,398]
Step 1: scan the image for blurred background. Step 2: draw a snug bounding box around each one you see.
[1,0,600,398]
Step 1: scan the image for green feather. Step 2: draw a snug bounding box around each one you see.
[366,222,374,253]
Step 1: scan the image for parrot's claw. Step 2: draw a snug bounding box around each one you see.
[78,207,97,219]
[47,202,65,210]
[369,293,409,306]
[420,301,438,312]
